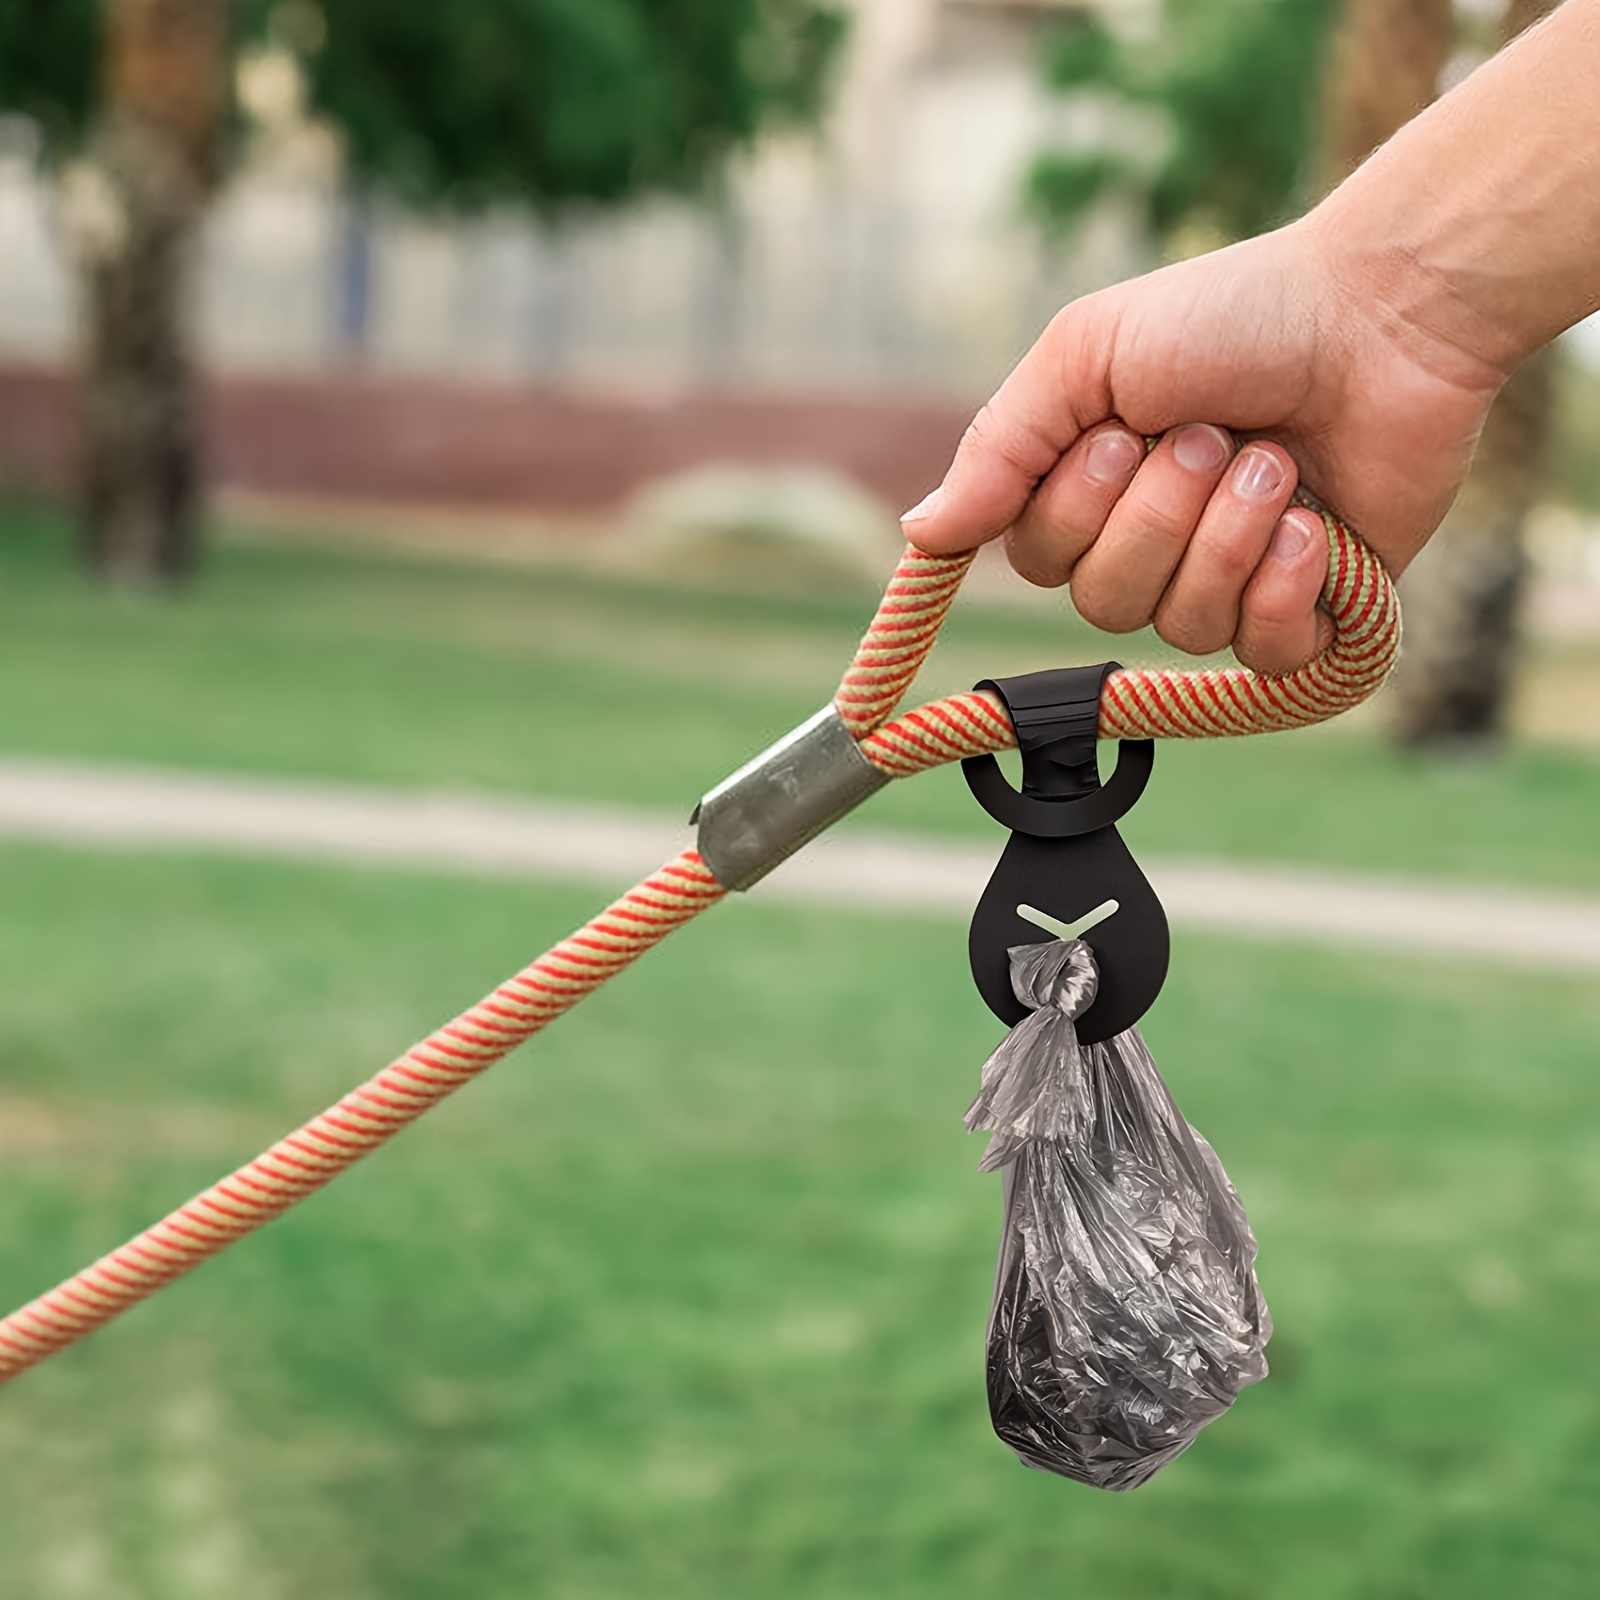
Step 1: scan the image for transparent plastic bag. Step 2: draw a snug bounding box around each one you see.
[966,939,1271,1491]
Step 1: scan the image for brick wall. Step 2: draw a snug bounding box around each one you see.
[0,363,972,518]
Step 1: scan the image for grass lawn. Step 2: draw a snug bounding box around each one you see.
[0,496,1597,890]
[0,499,1595,1596]
[0,846,1594,1599]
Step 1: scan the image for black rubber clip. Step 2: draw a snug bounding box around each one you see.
[962,664,1169,1044]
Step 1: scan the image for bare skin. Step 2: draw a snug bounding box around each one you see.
[903,0,1600,673]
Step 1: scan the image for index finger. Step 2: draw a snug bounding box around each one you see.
[901,299,1117,555]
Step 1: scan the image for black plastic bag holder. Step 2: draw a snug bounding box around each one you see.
[962,664,1169,1044]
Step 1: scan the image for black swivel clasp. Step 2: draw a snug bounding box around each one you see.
[962,664,1169,1044]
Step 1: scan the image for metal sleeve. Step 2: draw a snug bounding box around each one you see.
[693,706,889,891]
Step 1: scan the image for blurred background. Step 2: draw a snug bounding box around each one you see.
[0,2,1595,1596]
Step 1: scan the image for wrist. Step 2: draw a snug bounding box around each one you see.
[1299,189,1517,393]
[1303,0,1600,383]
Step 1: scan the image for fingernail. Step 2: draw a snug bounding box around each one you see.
[1270,509,1318,563]
[1172,423,1232,474]
[1084,428,1143,487]
[902,487,943,524]
[1233,446,1285,501]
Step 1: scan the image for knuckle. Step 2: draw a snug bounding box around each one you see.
[1154,601,1231,657]
[1070,569,1150,634]
[1005,521,1074,588]
[1044,295,1115,402]
[1204,528,1268,588]
[961,403,1056,483]
[1007,550,1071,590]
[1241,586,1304,632]
[1236,633,1308,675]
[957,408,995,462]
[1027,478,1103,551]
[1042,299,1093,361]
[1235,589,1315,673]
[1233,638,1281,674]
[1125,503,1194,548]
[1043,303,1079,347]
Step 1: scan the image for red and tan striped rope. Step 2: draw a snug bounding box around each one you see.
[853,503,1397,777]
[0,502,1397,1387]
[0,856,725,1383]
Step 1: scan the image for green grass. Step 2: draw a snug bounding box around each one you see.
[0,498,1596,1595]
[0,846,1594,1598]
[1,497,1598,891]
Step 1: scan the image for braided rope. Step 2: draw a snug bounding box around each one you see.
[0,854,724,1384]
[852,506,1398,776]
[0,496,1398,1386]
[832,545,976,739]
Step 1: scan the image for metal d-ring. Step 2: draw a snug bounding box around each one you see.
[961,737,1154,838]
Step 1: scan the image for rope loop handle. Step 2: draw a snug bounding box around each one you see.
[842,501,1400,778]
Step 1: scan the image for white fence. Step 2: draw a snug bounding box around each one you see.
[0,6,1145,398]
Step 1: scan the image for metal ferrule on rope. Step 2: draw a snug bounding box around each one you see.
[693,707,889,891]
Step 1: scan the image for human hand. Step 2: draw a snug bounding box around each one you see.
[903,217,1505,674]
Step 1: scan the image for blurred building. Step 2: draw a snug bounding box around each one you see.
[0,0,1139,399]
[4,0,1592,536]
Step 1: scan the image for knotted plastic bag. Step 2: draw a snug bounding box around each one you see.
[967,938,1271,1491]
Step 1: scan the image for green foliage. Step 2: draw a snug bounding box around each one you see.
[281,0,848,207]
[0,0,98,155]
[1031,0,1338,247]
[0,0,845,208]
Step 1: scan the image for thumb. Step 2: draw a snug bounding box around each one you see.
[901,305,1115,555]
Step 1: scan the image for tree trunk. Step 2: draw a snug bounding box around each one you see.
[1390,348,1555,743]
[79,0,226,585]
[1321,0,1453,181]
[1322,0,1559,748]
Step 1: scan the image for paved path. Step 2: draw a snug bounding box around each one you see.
[1,757,1597,971]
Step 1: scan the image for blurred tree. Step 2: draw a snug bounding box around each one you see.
[1339,0,1559,750]
[1321,0,1449,175]
[1032,0,1562,750]
[0,0,99,144]
[0,0,846,585]
[1028,0,1340,254]
[293,0,845,210]
[80,0,229,583]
